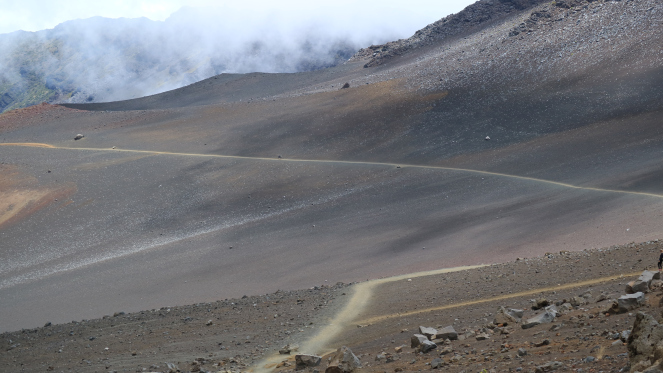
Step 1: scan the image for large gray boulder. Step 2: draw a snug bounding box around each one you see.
[436,326,458,340]
[522,311,555,329]
[618,292,646,313]
[325,346,362,373]
[627,312,663,373]
[627,271,656,294]
[419,326,438,340]
[411,334,428,348]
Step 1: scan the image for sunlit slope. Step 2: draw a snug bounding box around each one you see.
[1,0,662,331]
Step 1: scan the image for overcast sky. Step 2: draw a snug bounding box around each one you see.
[0,0,476,35]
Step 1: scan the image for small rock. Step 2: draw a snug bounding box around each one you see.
[517,348,527,356]
[74,134,84,140]
[535,361,564,372]
[584,356,596,363]
[475,333,490,341]
[534,339,550,347]
[279,344,292,354]
[431,358,443,369]
[532,298,550,310]
[206,319,213,326]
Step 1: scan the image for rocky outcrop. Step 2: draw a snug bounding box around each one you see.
[349,0,549,67]
[627,312,663,373]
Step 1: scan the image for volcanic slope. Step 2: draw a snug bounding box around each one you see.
[1,0,662,332]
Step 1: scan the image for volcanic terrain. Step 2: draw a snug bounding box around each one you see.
[1,0,663,371]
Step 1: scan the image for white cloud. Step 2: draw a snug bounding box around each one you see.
[0,0,476,35]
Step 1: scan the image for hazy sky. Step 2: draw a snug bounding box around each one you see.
[0,0,476,35]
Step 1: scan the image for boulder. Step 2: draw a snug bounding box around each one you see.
[436,326,458,340]
[618,292,646,313]
[627,271,656,294]
[419,326,437,340]
[325,346,362,373]
[627,312,663,373]
[522,311,555,329]
[296,355,321,369]
[494,306,521,325]
[411,334,428,348]
[74,134,84,140]
[417,340,437,353]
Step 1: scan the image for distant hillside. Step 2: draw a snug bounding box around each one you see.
[0,7,382,113]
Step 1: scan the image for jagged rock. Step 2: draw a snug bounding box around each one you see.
[296,354,321,368]
[617,292,646,313]
[569,296,586,307]
[627,271,656,294]
[534,361,564,372]
[375,352,393,362]
[439,346,453,355]
[419,326,437,340]
[417,340,437,353]
[279,344,292,354]
[651,280,663,290]
[545,305,559,317]
[522,311,555,329]
[166,362,179,373]
[476,333,490,341]
[435,326,458,340]
[325,346,362,373]
[627,312,663,373]
[532,298,550,310]
[411,334,428,348]
[494,306,521,325]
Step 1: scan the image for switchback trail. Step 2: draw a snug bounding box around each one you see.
[2,142,663,200]
[252,267,640,373]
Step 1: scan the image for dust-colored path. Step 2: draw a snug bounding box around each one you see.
[3,142,663,200]
[252,266,640,373]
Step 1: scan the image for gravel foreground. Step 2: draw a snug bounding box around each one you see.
[2,239,662,373]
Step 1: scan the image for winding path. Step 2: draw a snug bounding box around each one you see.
[2,142,663,200]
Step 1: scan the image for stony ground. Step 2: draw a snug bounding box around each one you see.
[2,239,662,373]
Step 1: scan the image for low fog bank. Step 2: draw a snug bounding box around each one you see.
[0,5,437,112]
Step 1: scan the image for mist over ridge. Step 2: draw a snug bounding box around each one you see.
[0,4,433,113]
